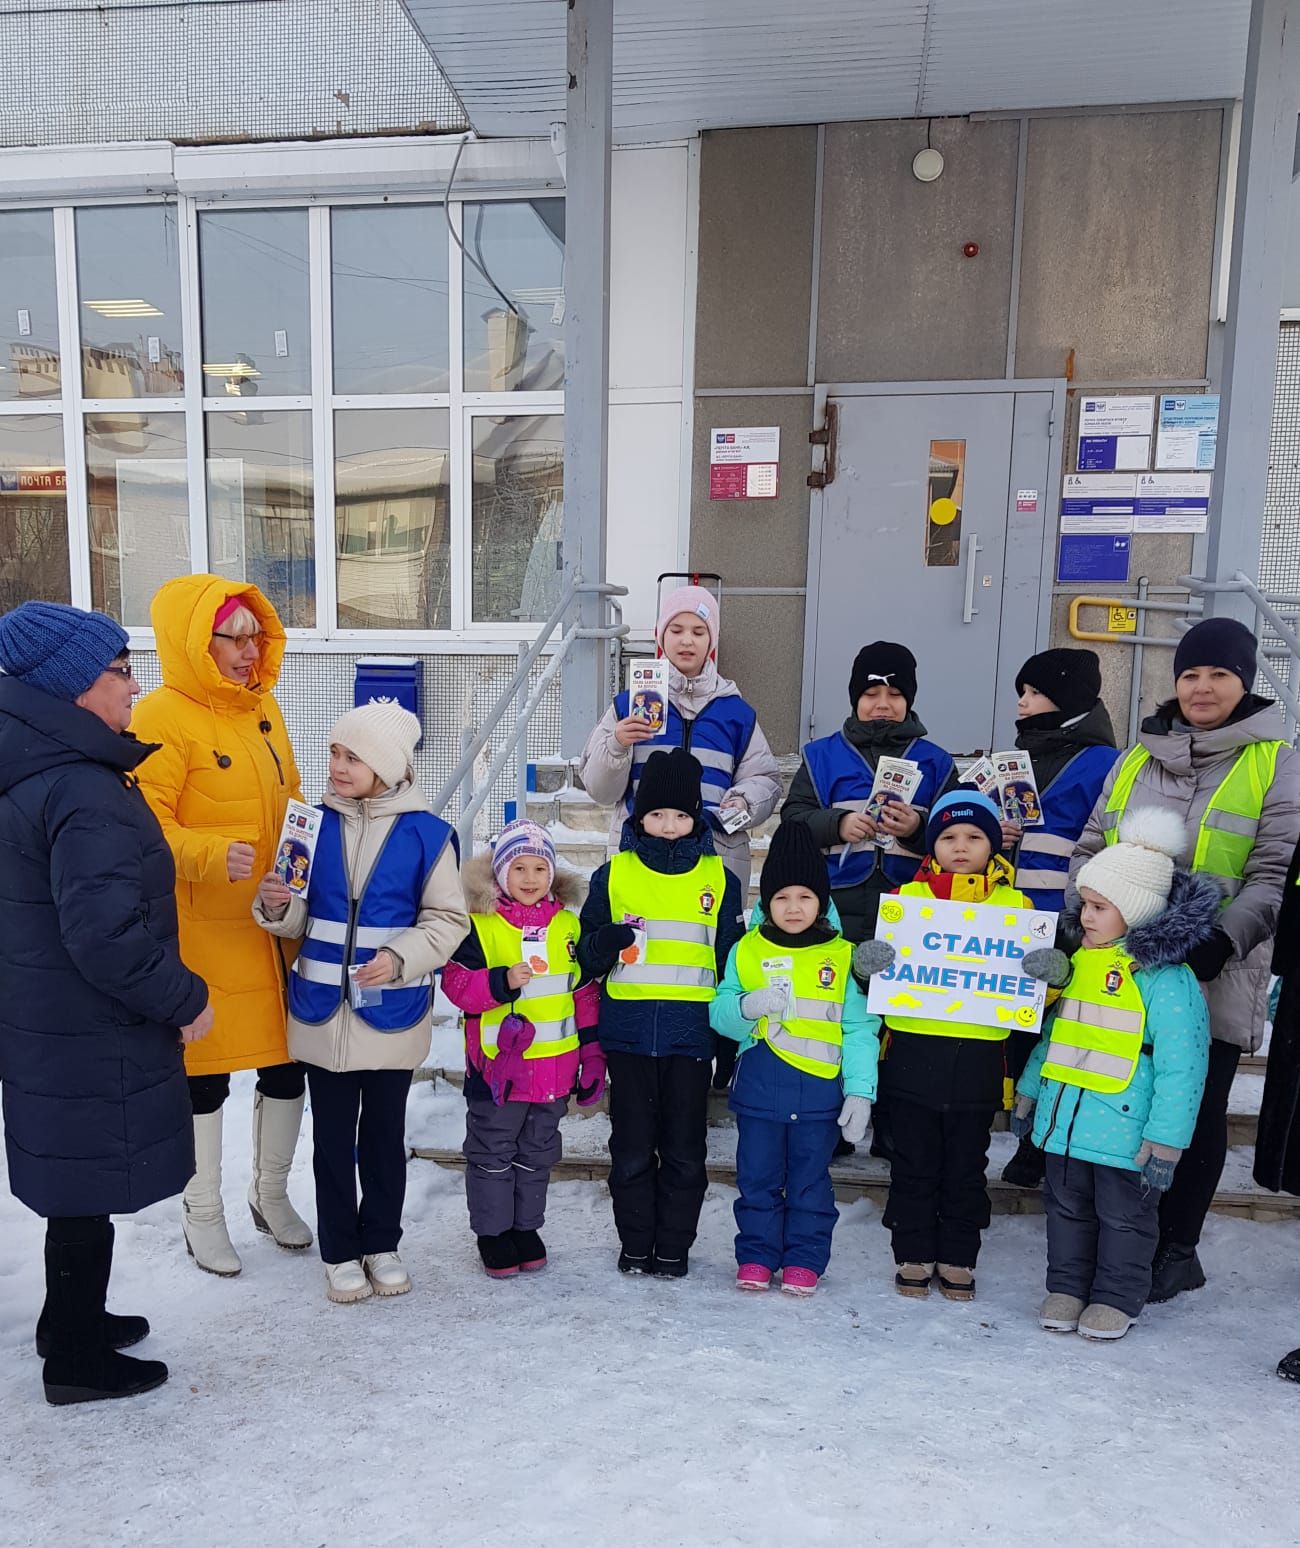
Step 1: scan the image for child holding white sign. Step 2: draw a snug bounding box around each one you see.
[711,822,882,1296]
[853,791,1032,1301]
[1014,808,1215,1340]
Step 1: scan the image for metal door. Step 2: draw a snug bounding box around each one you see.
[802,386,1058,755]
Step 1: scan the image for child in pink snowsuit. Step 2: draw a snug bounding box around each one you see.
[442,820,604,1278]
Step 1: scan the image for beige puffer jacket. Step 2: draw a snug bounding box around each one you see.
[253,780,469,1072]
[1071,697,1300,1052]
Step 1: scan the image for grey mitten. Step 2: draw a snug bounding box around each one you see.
[1022,948,1072,987]
[1010,1094,1036,1139]
[853,939,897,979]
[1135,1139,1181,1194]
[739,985,788,1022]
[838,1095,873,1145]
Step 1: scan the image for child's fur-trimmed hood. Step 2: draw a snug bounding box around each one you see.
[1064,867,1222,969]
[462,849,585,915]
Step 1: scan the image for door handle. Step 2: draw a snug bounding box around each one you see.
[962,532,981,624]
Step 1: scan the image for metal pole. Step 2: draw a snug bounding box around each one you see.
[1128,576,1149,746]
[559,0,613,757]
[1203,0,1300,625]
[515,639,530,822]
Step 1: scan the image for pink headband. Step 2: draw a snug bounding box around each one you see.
[213,595,246,630]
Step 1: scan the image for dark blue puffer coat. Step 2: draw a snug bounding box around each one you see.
[0,676,208,1218]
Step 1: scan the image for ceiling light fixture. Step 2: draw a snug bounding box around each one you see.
[84,298,164,318]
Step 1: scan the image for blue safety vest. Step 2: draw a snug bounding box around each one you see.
[1012,745,1119,911]
[802,731,954,889]
[615,690,757,823]
[289,806,455,1033]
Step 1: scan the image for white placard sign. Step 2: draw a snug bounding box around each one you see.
[866,894,1058,1036]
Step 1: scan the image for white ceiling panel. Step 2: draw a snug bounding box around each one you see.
[405,0,1252,141]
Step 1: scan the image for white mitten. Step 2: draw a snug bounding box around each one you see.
[838,1095,873,1145]
[739,986,788,1022]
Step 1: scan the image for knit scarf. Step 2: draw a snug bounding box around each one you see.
[913,853,1017,902]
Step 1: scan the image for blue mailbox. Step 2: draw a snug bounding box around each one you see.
[353,657,423,745]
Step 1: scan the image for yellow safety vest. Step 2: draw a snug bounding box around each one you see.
[1102,741,1284,902]
[473,911,580,1059]
[884,880,1035,1042]
[1040,946,1147,1094]
[733,929,852,1080]
[605,852,725,1002]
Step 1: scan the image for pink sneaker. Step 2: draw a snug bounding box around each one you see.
[736,1263,773,1291]
[781,1266,819,1297]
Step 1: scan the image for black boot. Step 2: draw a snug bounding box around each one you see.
[1278,1348,1300,1383]
[477,1231,521,1278]
[510,1228,547,1271]
[42,1223,168,1406]
[649,1253,689,1279]
[1147,1240,1206,1304]
[617,1250,651,1274]
[36,1222,148,1359]
[1000,1135,1047,1189]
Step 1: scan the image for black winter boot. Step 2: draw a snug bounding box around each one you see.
[1147,1240,1206,1304]
[1277,1348,1300,1383]
[42,1225,168,1406]
[36,1221,148,1359]
[649,1253,689,1279]
[1000,1135,1047,1189]
[617,1250,651,1274]
[477,1231,521,1279]
[510,1228,547,1272]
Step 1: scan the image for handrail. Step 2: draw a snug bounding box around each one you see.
[433,574,629,849]
[1067,593,1201,646]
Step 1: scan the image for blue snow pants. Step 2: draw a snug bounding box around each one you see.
[734,1115,841,1275]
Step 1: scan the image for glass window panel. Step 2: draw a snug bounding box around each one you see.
[205,410,314,627]
[86,412,189,626]
[335,408,451,630]
[0,210,60,403]
[0,416,70,610]
[77,206,184,400]
[199,210,311,397]
[462,200,565,393]
[471,414,563,623]
[331,206,449,394]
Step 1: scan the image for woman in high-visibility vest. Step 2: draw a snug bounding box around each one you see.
[711,821,882,1296]
[577,747,745,1278]
[1071,617,1300,1304]
[1015,808,1217,1340]
[442,820,604,1279]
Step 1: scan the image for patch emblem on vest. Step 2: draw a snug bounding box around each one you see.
[1103,965,1124,996]
[566,937,577,960]
[699,887,715,914]
[817,959,837,989]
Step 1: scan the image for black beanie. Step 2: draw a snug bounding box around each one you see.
[849,641,918,710]
[633,747,703,822]
[1173,617,1258,693]
[1016,648,1102,717]
[759,821,830,913]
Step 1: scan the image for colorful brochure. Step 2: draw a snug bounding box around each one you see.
[964,752,1044,827]
[626,659,668,736]
[273,800,322,893]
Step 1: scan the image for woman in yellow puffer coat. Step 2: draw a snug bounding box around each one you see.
[132,573,311,1278]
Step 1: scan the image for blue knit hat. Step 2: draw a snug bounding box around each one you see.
[926,790,1005,857]
[0,601,129,701]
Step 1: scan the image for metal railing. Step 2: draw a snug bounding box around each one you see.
[433,576,628,852]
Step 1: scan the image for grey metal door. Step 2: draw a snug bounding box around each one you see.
[803,387,1056,755]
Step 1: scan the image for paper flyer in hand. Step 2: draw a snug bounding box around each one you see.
[273,800,321,893]
[627,659,668,736]
[865,756,923,851]
[620,913,648,965]
[760,955,795,1019]
[991,751,1043,826]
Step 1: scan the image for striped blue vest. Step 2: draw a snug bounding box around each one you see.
[614,691,757,825]
[289,807,455,1033]
[802,731,954,889]
[1013,745,1119,910]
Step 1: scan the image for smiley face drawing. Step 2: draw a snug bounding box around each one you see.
[879,899,904,926]
[1015,1005,1038,1028]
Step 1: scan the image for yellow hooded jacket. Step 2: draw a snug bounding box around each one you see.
[131,574,303,1076]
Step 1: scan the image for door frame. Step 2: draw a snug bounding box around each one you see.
[799,377,1068,747]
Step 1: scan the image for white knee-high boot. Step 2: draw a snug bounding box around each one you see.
[248,1091,313,1250]
[183,1110,242,1277]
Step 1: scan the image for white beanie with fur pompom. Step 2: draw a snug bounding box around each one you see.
[1075,807,1188,931]
[329,702,420,790]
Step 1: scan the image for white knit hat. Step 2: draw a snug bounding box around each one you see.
[1075,807,1188,931]
[329,702,420,790]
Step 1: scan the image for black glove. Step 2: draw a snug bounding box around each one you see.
[593,923,637,962]
[1184,926,1234,983]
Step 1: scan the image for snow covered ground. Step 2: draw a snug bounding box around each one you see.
[2,1072,1298,1548]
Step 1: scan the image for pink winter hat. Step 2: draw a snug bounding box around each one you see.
[656,585,719,656]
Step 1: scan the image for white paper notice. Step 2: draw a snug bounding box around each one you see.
[1079,396,1155,439]
[1133,472,1212,533]
[1060,473,1137,535]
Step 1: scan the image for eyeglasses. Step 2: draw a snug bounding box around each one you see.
[212,631,262,650]
[104,659,134,679]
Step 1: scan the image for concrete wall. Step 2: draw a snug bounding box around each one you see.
[689,108,1228,752]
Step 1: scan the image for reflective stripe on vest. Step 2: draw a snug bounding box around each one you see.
[882,880,1034,1042]
[734,929,852,1078]
[1102,740,1284,901]
[1040,946,1146,1094]
[615,693,757,816]
[1012,745,1119,908]
[289,806,453,1033]
[473,910,581,1059]
[605,851,725,1002]
[802,732,954,890]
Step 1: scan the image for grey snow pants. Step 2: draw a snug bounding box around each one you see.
[1044,1152,1161,1318]
[462,1097,567,1236]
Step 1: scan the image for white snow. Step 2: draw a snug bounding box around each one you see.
[2,1071,1297,1547]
